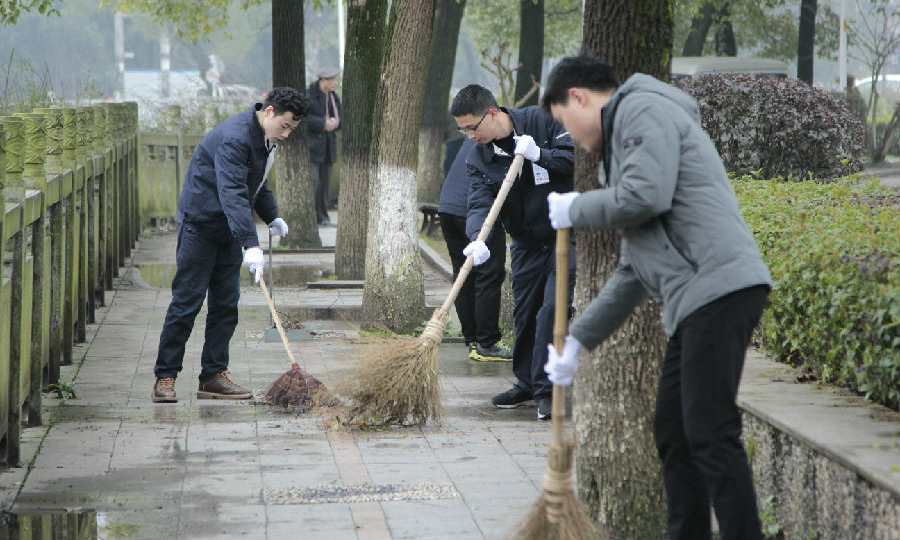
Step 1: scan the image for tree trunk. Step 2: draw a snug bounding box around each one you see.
[417,0,467,205]
[514,0,544,107]
[272,0,320,248]
[714,3,736,56]
[577,1,672,537]
[873,100,900,163]
[335,0,388,279]
[362,0,435,333]
[797,0,817,84]
[682,1,715,56]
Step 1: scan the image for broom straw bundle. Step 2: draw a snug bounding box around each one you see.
[343,154,526,427]
[511,228,609,540]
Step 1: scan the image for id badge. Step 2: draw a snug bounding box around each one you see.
[532,163,550,185]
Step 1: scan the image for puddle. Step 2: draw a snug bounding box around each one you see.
[1,509,99,538]
[136,264,331,289]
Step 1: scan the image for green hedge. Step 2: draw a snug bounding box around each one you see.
[734,176,900,409]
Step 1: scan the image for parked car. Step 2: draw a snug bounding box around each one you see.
[671,56,789,80]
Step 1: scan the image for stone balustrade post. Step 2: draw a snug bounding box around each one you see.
[0,117,26,197]
[33,108,64,178]
[13,113,47,191]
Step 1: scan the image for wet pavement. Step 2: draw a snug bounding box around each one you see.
[0,221,555,540]
[2,218,897,539]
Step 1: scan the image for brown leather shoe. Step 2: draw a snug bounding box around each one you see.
[152,377,177,403]
[197,371,252,400]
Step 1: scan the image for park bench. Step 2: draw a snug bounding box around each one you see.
[417,202,440,237]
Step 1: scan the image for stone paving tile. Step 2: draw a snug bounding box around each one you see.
[365,463,453,486]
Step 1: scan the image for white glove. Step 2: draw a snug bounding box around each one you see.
[243,247,265,283]
[547,191,580,230]
[545,334,582,386]
[462,240,491,266]
[268,217,289,237]
[513,134,541,162]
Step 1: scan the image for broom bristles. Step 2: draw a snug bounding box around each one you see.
[265,366,337,410]
[340,318,444,427]
[512,489,610,540]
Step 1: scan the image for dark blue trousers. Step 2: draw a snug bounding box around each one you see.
[155,224,243,380]
[509,238,576,399]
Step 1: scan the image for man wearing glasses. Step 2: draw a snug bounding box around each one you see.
[450,84,575,420]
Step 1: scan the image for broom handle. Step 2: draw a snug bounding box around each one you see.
[438,154,526,318]
[259,276,299,368]
[552,228,570,446]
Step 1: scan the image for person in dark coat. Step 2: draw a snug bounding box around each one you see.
[451,84,575,420]
[152,87,309,403]
[438,137,511,362]
[307,67,342,226]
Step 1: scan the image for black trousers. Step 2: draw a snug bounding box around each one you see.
[439,213,506,346]
[155,224,243,380]
[312,161,333,224]
[509,238,576,400]
[653,285,769,540]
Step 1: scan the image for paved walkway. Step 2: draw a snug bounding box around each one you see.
[0,223,555,539]
[1,220,897,539]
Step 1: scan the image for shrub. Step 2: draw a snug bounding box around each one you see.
[735,176,900,409]
[675,75,865,180]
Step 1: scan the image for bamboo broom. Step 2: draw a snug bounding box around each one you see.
[510,228,610,540]
[343,154,526,427]
[260,276,333,409]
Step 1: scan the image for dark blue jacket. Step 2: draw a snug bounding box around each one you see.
[439,138,477,217]
[465,106,574,246]
[177,104,277,248]
[307,81,342,164]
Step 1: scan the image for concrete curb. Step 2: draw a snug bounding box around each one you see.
[418,238,453,281]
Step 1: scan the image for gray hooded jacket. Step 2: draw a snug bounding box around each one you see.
[568,74,771,350]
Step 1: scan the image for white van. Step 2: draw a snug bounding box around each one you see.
[671,56,790,80]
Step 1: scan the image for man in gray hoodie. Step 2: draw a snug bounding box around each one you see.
[540,55,772,540]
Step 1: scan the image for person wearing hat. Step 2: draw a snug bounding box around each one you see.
[307,67,342,226]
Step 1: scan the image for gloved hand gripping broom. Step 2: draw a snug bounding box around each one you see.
[344,154,526,427]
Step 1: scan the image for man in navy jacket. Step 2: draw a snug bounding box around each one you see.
[152,87,309,403]
[451,84,575,420]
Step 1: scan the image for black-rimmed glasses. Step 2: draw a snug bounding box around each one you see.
[457,111,489,135]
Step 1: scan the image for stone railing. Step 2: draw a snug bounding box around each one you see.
[0,102,139,466]
[138,104,249,226]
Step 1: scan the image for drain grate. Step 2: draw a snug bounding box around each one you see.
[264,483,460,505]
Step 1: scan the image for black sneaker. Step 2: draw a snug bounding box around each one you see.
[473,342,513,362]
[491,386,532,409]
[536,397,552,420]
[467,342,477,360]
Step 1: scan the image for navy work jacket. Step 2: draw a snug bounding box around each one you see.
[177,104,277,249]
[465,106,574,247]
